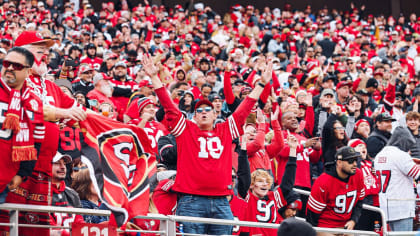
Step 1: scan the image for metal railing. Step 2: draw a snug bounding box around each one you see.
[0,203,380,236]
[293,188,389,236]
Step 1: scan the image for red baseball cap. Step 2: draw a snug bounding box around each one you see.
[79,64,94,74]
[194,99,214,111]
[14,31,54,47]
[336,81,352,90]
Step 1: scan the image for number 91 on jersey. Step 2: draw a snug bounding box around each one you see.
[72,222,117,236]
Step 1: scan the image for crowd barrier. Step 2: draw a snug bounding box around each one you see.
[0,202,380,236]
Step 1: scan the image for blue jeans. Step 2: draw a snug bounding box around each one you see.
[0,188,9,204]
[389,217,413,231]
[176,195,233,235]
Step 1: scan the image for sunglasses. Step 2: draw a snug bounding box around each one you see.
[3,60,30,71]
[196,106,212,113]
[334,127,345,130]
[344,158,357,164]
[82,71,93,74]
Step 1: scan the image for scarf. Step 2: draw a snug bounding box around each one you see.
[1,78,39,162]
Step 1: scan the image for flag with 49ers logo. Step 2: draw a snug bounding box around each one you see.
[79,113,152,227]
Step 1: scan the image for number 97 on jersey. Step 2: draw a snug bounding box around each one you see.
[72,222,117,236]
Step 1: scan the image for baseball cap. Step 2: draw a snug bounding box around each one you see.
[375,112,396,122]
[54,79,72,93]
[233,79,246,86]
[356,89,369,95]
[52,152,72,164]
[335,146,361,161]
[336,81,352,90]
[321,88,334,97]
[92,73,111,86]
[209,94,222,102]
[322,75,335,83]
[114,61,127,68]
[366,78,379,88]
[14,31,54,47]
[79,64,94,74]
[194,99,214,110]
[104,53,118,61]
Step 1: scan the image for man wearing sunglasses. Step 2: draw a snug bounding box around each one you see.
[142,55,273,235]
[0,47,45,232]
[5,31,86,235]
[307,146,365,234]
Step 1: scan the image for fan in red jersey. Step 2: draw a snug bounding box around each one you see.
[142,54,272,235]
[0,47,44,202]
[306,146,365,233]
[240,133,298,236]
[3,31,86,236]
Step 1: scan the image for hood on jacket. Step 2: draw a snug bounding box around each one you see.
[387,126,416,152]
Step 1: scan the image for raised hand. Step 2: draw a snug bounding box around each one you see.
[261,60,273,85]
[256,108,265,124]
[271,107,280,121]
[287,130,298,150]
[142,54,159,77]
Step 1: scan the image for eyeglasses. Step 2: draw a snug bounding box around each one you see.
[345,158,357,164]
[3,60,30,71]
[232,175,237,179]
[334,127,345,130]
[196,106,212,113]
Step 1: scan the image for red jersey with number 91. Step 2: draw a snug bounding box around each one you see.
[307,169,365,228]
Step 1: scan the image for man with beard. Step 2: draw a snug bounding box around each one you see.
[109,61,138,121]
[50,152,84,236]
[80,43,103,71]
[275,111,321,217]
[0,47,43,206]
[4,31,86,236]
[307,146,365,233]
[86,73,115,113]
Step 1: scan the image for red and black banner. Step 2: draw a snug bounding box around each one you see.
[79,114,152,227]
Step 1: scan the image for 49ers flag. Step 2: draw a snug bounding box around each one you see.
[79,114,152,227]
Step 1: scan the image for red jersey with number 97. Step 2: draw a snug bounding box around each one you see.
[307,169,365,228]
[155,87,256,196]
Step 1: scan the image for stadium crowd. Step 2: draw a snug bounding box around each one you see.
[1,0,420,235]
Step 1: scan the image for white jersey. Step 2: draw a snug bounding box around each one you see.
[374,146,420,221]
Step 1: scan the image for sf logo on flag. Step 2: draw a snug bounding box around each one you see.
[97,129,149,202]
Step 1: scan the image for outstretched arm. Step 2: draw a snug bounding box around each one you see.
[280,132,298,198]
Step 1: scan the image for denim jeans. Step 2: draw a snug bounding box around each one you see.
[176,195,233,235]
[389,217,413,231]
[0,188,9,204]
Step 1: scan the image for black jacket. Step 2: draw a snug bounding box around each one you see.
[366,128,391,158]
